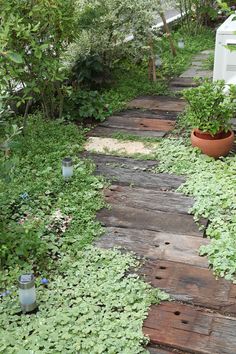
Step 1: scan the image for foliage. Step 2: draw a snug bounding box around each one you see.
[202,52,215,70]
[176,0,218,32]
[0,114,105,271]
[154,138,236,282]
[71,0,160,67]
[67,90,113,121]
[0,115,169,352]
[0,247,169,353]
[0,0,77,118]
[72,52,112,89]
[182,80,236,135]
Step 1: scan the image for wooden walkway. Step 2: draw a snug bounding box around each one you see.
[87,75,236,353]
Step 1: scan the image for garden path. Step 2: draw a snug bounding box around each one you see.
[86,51,236,353]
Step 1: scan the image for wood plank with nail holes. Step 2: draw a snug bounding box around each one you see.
[97,205,206,237]
[128,96,186,112]
[143,302,236,354]
[95,227,209,267]
[140,259,236,315]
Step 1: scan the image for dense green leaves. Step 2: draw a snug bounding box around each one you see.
[182,80,236,135]
[0,0,77,118]
[0,115,169,352]
[0,247,169,353]
[155,138,236,281]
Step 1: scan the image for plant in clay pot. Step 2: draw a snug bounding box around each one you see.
[183,80,236,158]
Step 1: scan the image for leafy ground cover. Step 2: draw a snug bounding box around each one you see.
[154,138,236,282]
[0,116,168,353]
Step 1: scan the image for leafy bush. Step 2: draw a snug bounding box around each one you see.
[183,80,236,135]
[0,0,77,118]
[72,52,112,89]
[67,90,113,121]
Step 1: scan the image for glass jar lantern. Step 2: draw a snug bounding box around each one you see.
[18,274,37,313]
[62,157,73,180]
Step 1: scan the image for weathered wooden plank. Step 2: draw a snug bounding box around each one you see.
[170,77,199,88]
[95,227,209,267]
[118,109,178,121]
[100,116,175,132]
[143,302,236,354]
[128,96,186,112]
[83,153,158,169]
[88,126,166,138]
[97,205,206,237]
[148,347,179,354]
[96,167,184,190]
[104,185,194,215]
[140,259,236,314]
[85,154,186,190]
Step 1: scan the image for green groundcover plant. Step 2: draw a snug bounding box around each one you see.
[0,247,168,354]
[154,138,236,282]
[0,115,169,353]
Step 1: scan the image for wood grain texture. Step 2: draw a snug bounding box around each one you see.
[88,126,166,138]
[95,165,185,191]
[143,302,236,354]
[100,116,175,132]
[128,96,186,112]
[95,227,209,267]
[117,109,178,121]
[170,77,199,88]
[140,259,236,314]
[104,185,194,215]
[83,153,158,169]
[97,205,206,237]
[148,347,181,354]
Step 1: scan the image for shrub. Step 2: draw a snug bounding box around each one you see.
[183,80,236,135]
[0,0,77,119]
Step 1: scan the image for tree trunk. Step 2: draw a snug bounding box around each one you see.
[159,11,177,57]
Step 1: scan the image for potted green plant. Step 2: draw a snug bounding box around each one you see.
[183,80,236,158]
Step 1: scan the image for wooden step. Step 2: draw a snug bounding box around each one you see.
[128,96,186,112]
[140,259,236,315]
[100,116,175,132]
[148,347,182,354]
[87,154,185,191]
[118,109,178,121]
[143,302,236,354]
[170,77,199,88]
[95,227,209,267]
[104,185,194,215]
[97,204,205,237]
[88,126,166,138]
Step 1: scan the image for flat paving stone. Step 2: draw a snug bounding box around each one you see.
[85,137,157,156]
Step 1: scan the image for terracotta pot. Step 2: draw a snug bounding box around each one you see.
[194,128,226,140]
[191,129,235,158]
